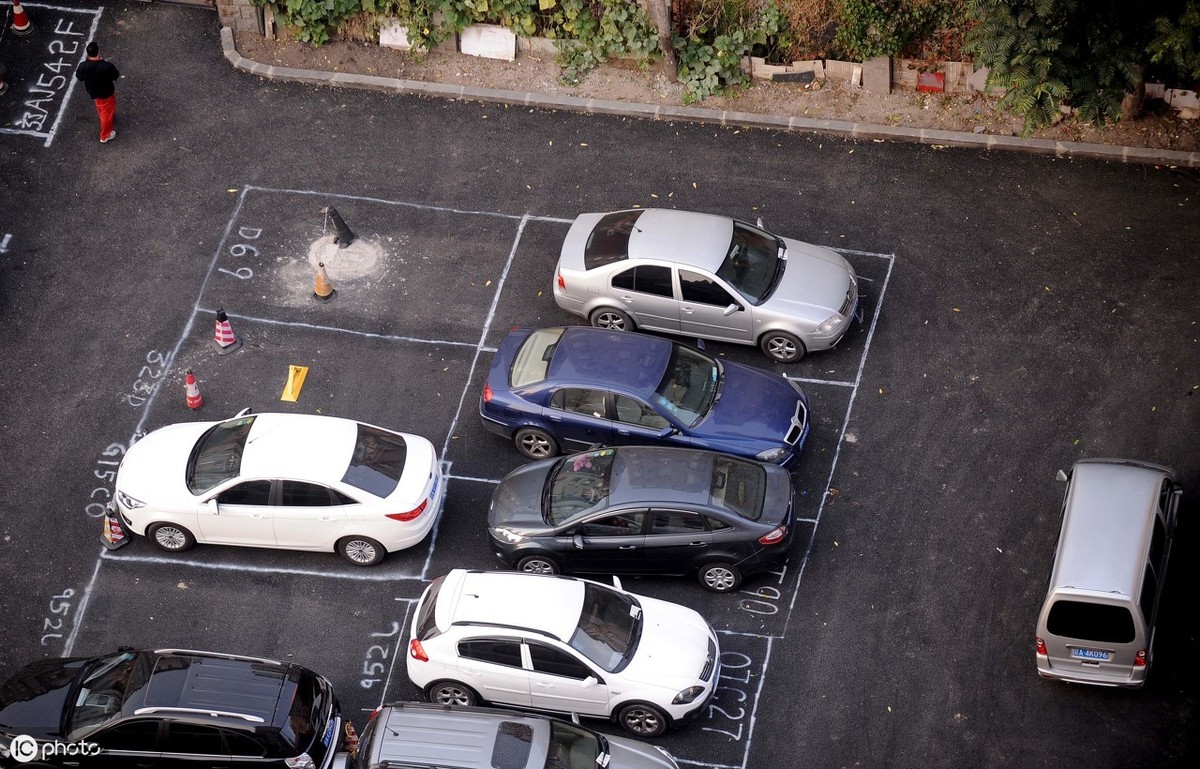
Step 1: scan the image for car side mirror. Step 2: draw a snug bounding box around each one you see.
[573,533,585,549]
[756,216,764,228]
[1055,470,1068,482]
[657,426,678,439]
[611,576,623,591]
[581,676,598,689]
[723,303,742,316]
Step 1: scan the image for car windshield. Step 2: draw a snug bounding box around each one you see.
[545,720,606,769]
[186,415,256,494]
[710,455,767,521]
[715,221,785,303]
[545,450,617,526]
[341,424,408,498]
[65,651,140,740]
[568,582,641,673]
[583,210,644,270]
[282,670,331,763]
[511,328,565,388]
[653,345,721,427]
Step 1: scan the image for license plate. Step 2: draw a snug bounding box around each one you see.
[321,717,336,747]
[1071,647,1111,661]
[429,474,439,500]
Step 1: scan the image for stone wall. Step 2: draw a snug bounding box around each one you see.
[216,0,261,35]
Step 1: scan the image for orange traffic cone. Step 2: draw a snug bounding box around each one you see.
[184,369,204,410]
[212,308,243,354]
[313,262,337,302]
[101,503,130,550]
[11,1,33,35]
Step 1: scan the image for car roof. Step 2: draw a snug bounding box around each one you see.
[138,650,291,724]
[606,447,718,507]
[438,570,583,642]
[625,209,733,271]
[1051,459,1175,598]
[238,413,359,483]
[373,703,551,769]
[545,327,672,394]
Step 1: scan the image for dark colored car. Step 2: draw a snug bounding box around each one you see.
[0,648,346,769]
[479,326,810,465]
[488,446,796,592]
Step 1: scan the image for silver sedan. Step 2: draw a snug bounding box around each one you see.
[553,209,858,362]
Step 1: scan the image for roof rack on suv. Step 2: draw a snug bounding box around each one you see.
[133,706,265,722]
[152,649,283,666]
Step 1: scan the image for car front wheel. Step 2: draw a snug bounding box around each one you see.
[147,522,196,552]
[590,307,635,332]
[617,702,668,737]
[337,536,386,566]
[698,562,742,593]
[514,427,559,460]
[760,330,806,363]
[517,554,560,575]
[426,680,479,707]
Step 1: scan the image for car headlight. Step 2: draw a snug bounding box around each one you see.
[673,685,706,704]
[116,490,146,510]
[755,447,788,462]
[493,527,526,544]
[815,313,843,334]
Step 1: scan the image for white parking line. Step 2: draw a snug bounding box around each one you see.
[94,550,429,581]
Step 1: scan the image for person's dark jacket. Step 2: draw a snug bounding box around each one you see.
[75,58,120,99]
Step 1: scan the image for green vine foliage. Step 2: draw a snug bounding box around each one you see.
[674,0,791,103]
[554,0,660,85]
[833,0,966,61]
[252,0,363,45]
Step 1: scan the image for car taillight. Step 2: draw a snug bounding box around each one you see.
[283,753,315,769]
[1035,637,1047,656]
[557,273,566,290]
[1134,649,1147,667]
[386,499,428,522]
[759,525,787,545]
[483,383,494,403]
[409,638,428,662]
[368,706,382,721]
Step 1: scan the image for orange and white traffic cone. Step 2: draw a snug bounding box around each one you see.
[184,369,204,410]
[313,262,337,302]
[211,308,243,354]
[100,503,130,550]
[10,1,33,35]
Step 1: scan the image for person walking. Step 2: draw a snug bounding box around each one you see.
[75,42,120,143]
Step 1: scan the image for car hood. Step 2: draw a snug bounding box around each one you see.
[488,459,554,531]
[764,238,853,322]
[116,421,215,500]
[622,596,714,689]
[690,362,804,450]
[606,734,681,769]
[0,658,89,739]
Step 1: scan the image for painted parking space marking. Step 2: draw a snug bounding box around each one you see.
[62,187,894,769]
[0,3,102,146]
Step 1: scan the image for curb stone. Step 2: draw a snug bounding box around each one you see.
[220,28,1200,168]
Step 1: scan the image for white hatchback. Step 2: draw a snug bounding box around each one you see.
[114,410,444,566]
[406,569,720,738]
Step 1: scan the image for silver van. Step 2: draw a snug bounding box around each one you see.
[1035,458,1182,687]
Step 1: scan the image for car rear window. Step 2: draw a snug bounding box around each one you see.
[1046,600,1137,644]
[710,455,766,521]
[510,328,565,388]
[584,210,644,270]
[341,424,408,498]
[415,576,447,641]
[546,450,616,525]
[186,415,256,494]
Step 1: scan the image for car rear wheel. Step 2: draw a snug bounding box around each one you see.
[514,427,559,460]
[590,307,635,332]
[760,330,806,363]
[617,702,668,738]
[517,554,560,575]
[338,536,386,566]
[148,522,196,552]
[698,562,742,593]
[426,680,479,707]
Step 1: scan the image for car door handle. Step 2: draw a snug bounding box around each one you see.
[534,682,555,689]
[619,545,637,550]
[619,295,634,302]
[319,516,338,521]
[681,307,695,314]
[689,542,708,547]
[250,513,269,519]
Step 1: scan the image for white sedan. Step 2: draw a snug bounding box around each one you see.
[114,410,444,566]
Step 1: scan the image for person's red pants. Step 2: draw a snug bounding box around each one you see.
[93,95,116,141]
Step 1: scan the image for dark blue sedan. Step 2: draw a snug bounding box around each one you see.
[479,326,810,465]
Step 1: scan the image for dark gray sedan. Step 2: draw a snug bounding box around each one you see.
[487,446,795,592]
[552,209,859,362]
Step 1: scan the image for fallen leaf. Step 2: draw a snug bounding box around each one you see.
[176,582,188,590]
[485,279,492,287]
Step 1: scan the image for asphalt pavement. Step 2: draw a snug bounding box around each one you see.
[1,3,1197,769]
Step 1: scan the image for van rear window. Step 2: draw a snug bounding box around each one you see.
[1047,600,1136,644]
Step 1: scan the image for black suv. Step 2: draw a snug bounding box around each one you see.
[0,648,345,768]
